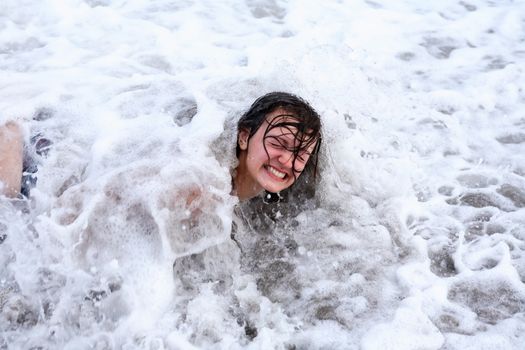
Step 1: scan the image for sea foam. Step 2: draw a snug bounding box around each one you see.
[1,0,524,349]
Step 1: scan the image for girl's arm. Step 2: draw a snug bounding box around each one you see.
[0,122,23,198]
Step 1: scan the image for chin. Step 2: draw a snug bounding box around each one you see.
[262,182,293,194]
[257,171,295,193]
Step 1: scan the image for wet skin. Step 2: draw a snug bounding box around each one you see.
[0,122,23,198]
[235,108,317,200]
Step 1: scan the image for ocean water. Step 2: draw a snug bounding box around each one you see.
[1,0,525,349]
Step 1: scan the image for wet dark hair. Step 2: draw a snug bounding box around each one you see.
[237,92,322,182]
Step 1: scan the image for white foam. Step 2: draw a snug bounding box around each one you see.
[1,0,524,348]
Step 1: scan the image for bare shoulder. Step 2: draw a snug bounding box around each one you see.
[0,121,24,198]
[1,121,23,136]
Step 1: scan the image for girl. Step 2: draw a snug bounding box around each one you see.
[0,92,321,201]
[233,92,322,201]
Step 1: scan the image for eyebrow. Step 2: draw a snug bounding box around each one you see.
[270,133,316,155]
[271,132,299,148]
[264,116,319,152]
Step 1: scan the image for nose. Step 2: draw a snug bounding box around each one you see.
[278,150,294,169]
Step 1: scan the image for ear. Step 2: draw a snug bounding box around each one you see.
[238,129,249,150]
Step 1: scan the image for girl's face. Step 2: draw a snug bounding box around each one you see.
[238,108,317,194]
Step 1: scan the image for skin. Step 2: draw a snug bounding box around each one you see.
[0,110,316,201]
[0,122,23,198]
[234,108,317,201]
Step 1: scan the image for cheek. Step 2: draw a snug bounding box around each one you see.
[265,147,280,160]
[246,146,268,170]
[293,157,311,173]
[254,143,273,162]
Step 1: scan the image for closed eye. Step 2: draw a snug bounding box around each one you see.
[268,136,291,149]
[297,150,312,161]
[269,141,285,149]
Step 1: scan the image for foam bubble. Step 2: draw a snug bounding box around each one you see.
[1,0,525,348]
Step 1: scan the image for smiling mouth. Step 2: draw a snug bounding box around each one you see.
[266,165,287,180]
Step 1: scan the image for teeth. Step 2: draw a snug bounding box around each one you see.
[268,166,286,179]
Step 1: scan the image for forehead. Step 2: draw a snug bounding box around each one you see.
[264,108,300,133]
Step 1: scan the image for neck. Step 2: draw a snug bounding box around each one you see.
[233,152,263,201]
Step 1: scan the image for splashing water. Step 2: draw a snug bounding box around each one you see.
[1,0,524,349]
